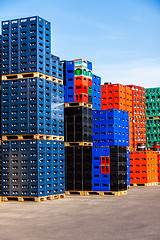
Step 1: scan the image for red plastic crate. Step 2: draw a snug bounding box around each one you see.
[74,84,88,94]
[75,93,88,103]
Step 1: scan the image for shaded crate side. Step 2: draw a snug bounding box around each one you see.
[1,77,64,136]
[92,74,101,110]
[64,106,92,142]
[1,16,51,75]
[50,55,63,80]
[1,139,65,197]
[65,146,92,191]
[92,146,110,191]
[93,109,129,147]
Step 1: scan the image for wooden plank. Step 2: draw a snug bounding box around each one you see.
[64,102,92,108]
[1,72,63,85]
[1,194,65,202]
[132,115,145,119]
[65,142,93,147]
[2,134,64,141]
[130,182,158,187]
[65,191,127,196]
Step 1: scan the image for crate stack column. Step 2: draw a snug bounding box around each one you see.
[64,60,102,192]
[158,154,160,183]
[145,87,160,182]
[0,34,2,196]
[1,16,65,201]
[63,59,95,192]
[145,88,160,149]
[127,85,158,186]
[92,110,110,191]
[127,85,146,150]
[93,109,129,192]
[129,151,158,186]
[101,82,132,186]
[127,85,146,185]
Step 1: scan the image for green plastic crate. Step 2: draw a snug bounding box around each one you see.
[88,87,92,95]
[145,87,160,117]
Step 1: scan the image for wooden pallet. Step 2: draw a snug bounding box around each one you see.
[126,147,137,151]
[0,194,65,202]
[146,116,160,119]
[132,115,145,119]
[1,72,63,85]
[131,182,158,187]
[65,142,93,147]
[2,134,64,141]
[64,102,92,108]
[65,191,127,196]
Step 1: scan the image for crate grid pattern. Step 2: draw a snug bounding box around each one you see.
[145,88,160,148]
[1,16,65,198]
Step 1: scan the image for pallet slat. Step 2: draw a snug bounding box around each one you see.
[146,116,160,119]
[64,102,92,108]
[2,134,64,141]
[131,182,158,187]
[1,194,65,202]
[65,191,127,196]
[65,142,93,147]
[2,72,63,85]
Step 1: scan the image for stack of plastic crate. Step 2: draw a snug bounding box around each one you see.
[50,54,63,80]
[1,16,65,202]
[101,83,133,149]
[126,85,151,185]
[92,74,101,110]
[127,85,146,150]
[63,59,101,105]
[92,109,129,191]
[145,88,160,149]
[0,34,2,195]
[101,83,132,187]
[63,59,101,192]
[130,151,158,186]
[158,154,160,183]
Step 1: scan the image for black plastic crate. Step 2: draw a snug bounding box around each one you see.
[110,146,127,154]
[65,146,92,191]
[83,180,92,191]
[75,180,83,190]
[110,172,127,181]
[110,181,127,191]
[75,171,83,180]
[83,171,92,180]
[66,181,74,191]
[64,106,93,142]
[110,162,127,172]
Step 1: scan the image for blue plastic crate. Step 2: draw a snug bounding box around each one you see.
[100,174,110,183]
[1,139,65,197]
[1,77,64,136]
[2,16,52,75]
[100,182,110,191]
[92,173,101,181]
[93,140,100,147]
[92,182,101,191]
[92,164,101,174]
[87,61,92,71]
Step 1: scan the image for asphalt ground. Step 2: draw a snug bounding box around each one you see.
[0,186,160,240]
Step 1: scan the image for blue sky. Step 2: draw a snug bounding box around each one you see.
[0,0,160,87]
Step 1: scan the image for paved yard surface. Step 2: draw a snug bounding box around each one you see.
[0,186,160,240]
